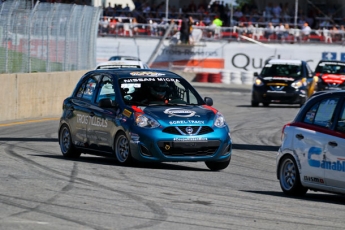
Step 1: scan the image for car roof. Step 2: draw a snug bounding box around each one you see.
[267,59,303,65]
[90,68,183,79]
[95,60,145,69]
[317,60,345,65]
[108,56,141,61]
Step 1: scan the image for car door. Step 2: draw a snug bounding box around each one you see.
[295,96,340,187]
[68,75,99,147]
[324,99,345,190]
[87,74,120,153]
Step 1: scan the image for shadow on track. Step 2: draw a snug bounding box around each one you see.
[242,190,345,205]
[233,143,279,151]
[236,105,301,108]
[32,154,210,171]
[0,137,57,142]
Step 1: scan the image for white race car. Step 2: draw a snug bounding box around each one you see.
[277,90,345,196]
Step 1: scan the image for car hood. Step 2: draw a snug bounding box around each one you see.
[318,73,345,84]
[135,105,218,126]
[261,76,298,86]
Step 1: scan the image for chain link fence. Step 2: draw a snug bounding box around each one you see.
[0,0,102,73]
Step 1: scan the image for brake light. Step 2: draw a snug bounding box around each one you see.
[281,123,291,141]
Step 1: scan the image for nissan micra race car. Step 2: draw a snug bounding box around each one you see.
[277,90,345,196]
[251,59,316,107]
[314,60,345,91]
[58,69,232,171]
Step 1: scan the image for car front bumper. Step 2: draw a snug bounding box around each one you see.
[252,85,306,104]
[127,126,232,162]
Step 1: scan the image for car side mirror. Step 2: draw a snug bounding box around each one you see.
[204,97,213,106]
[98,98,116,108]
[254,72,258,77]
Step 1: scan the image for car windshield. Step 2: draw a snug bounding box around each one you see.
[118,76,203,105]
[315,62,345,74]
[261,64,302,78]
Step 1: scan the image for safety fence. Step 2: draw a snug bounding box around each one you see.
[98,16,345,45]
[0,1,102,73]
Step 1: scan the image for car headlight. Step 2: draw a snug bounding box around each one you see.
[254,78,263,86]
[214,112,226,128]
[135,113,160,128]
[291,79,306,88]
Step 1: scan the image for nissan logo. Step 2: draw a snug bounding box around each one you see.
[185,126,193,134]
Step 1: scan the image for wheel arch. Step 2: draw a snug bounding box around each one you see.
[277,150,302,180]
[58,121,73,144]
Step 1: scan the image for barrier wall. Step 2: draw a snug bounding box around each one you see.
[0,70,88,123]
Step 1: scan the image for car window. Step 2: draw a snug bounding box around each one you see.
[76,75,100,102]
[96,75,115,104]
[303,97,339,128]
[336,103,345,133]
[261,64,302,78]
[119,77,202,105]
[315,62,345,74]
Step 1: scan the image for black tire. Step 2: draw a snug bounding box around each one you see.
[114,131,132,165]
[205,158,231,171]
[59,125,81,158]
[279,155,307,196]
[263,102,270,107]
[251,100,259,107]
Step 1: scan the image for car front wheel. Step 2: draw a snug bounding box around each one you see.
[59,125,81,158]
[205,158,230,171]
[279,155,307,196]
[114,132,132,165]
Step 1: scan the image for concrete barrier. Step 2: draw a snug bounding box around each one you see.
[0,70,88,123]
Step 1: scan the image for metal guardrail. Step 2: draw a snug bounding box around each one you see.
[0,0,102,73]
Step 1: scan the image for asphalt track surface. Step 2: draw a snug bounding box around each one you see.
[1,85,345,230]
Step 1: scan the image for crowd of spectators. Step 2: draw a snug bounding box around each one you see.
[98,0,345,43]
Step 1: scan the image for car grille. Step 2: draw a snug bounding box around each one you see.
[162,126,213,135]
[158,140,220,156]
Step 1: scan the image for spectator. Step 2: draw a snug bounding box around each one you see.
[203,13,212,26]
[108,18,117,34]
[180,14,192,44]
[302,22,311,36]
[99,17,109,34]
[301,22,311,41]
[131,17,139,36]
[271,15,280,24]
[282,23,291,40]
[272,3,282,17]
[105,2,114,16]
[264,2,273,18]
[264,22,274,39]
[275,22,285,39]
[210,14,223,38]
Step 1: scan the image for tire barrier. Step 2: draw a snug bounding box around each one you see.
[194,70,254,85]
[241,71,255,85]
[195,73,209,82]
[230,71,242,84]
[221,70,231,84]
[208,73,222,83]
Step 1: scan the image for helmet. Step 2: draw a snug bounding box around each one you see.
[150,81,169,100]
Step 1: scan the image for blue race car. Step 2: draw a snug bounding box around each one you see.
[58,69,232,170]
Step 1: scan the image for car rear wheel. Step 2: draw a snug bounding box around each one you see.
[205,158,230,171]
[279,155,307,196]
[114,132,132,164]
[59,125,81,158]
[263,102,270,107]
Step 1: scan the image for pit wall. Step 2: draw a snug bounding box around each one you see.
[0,70,88,123]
